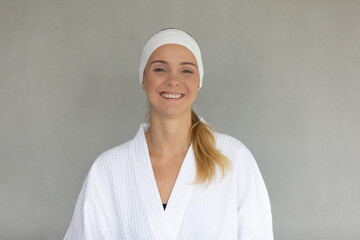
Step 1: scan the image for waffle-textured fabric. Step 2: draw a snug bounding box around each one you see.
[64,122,273,240]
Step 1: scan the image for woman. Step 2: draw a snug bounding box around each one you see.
[64,28,273,240]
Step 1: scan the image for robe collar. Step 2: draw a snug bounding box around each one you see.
[132,122,197,239]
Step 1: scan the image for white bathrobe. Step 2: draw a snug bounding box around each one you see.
[64,122,273,240]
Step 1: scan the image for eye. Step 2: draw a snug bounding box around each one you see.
[182,69,193,73]
[154,68,166,72]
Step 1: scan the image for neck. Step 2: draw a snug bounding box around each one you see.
[145,111,192,158]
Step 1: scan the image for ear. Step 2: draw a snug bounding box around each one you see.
[142,80,145,91]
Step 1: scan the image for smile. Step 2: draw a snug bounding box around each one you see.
[160,92,184,100]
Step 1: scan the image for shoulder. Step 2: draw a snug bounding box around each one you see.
[89,139,134,174]
[212,131,259,178]
[213,131,252,159]
[97,139,133,161]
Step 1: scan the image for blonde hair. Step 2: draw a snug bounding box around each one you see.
[143,102,232,187]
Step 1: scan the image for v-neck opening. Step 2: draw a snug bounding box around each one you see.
[133,122,197,239]
[141,123,193,213]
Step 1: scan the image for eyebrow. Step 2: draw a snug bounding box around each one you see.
[150,60,197,68]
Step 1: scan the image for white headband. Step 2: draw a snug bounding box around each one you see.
[139,29,204,89]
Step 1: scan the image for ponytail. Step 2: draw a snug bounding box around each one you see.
[189,110,232,186]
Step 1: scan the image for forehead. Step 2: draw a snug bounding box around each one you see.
[148,43,197,62]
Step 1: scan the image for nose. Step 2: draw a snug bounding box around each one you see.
[165,70,180,86]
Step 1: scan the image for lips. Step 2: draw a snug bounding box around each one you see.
[160,91,184,95]
[159,91,185,99]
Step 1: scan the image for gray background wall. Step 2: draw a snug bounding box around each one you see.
[1,0,359,239]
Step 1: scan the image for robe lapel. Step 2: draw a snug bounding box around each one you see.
[164,140,196,238]
[132,123,196,240]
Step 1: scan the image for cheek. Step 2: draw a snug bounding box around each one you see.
[189,73,200,87]
[187,76,200,91]
[184,85,199,99]
[144,74,159,90]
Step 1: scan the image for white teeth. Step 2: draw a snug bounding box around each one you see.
[161,93,183,99]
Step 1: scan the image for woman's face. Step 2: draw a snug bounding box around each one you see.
[142,43,200,118]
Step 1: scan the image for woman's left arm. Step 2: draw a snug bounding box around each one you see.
[236,146,274,240]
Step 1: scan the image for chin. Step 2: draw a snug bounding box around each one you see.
[162,107,192,118]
